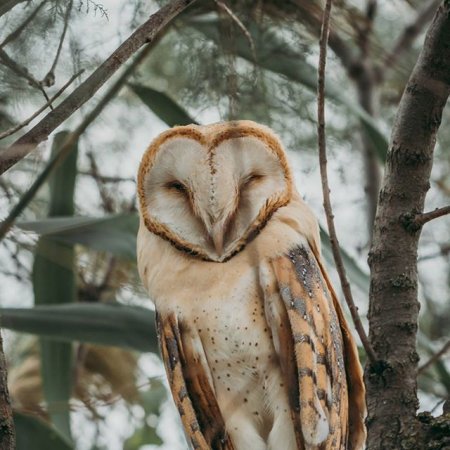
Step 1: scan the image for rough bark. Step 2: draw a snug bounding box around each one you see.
[365,3,450,449]
[0,332,15,449]
[0,0,196,175]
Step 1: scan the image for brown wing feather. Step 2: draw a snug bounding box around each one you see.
[263,243,365,449]
[156,312,235,450]
[308,245,367,450]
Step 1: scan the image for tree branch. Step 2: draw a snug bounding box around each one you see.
[317,0,377,364]
[0,331,15,449]
[0,0,197,175]
[418,339,450,374]
[0,70,84,140]
[42,0,73,87]
[414,205,450,227]
[366,2,450,448]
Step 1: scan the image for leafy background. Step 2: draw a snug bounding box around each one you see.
[0,0,449,448]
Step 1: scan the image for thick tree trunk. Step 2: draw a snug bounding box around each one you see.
[365,3,450,449]
[0,332,15,449]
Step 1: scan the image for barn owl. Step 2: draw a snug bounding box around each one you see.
[136,120,366,450]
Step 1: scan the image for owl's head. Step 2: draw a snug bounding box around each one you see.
[137,120,293,262]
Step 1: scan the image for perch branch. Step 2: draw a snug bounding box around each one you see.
[0,0,197,175]
[366,2,450,447]
[317,0,377,364]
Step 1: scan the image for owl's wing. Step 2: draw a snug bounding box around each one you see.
[156,312,235,450]
[261,243,366,450]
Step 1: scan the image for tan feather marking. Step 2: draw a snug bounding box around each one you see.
[156,312,235,450]
[270,244,359,449]
[179,323,235,450]
[308,247,367,450]
[260,262,305,450]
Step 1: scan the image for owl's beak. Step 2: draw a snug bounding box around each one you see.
[211,223,224,256]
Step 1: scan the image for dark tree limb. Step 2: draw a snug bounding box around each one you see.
[366,3,450,449]
[414,205,450,226]
[0,0,197,175]
[0,331,15,449]
[317,0,378,365]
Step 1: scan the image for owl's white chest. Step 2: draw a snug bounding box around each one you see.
[152,260,296,449]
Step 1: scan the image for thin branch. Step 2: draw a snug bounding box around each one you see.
[0,0,48,50]
[0,42,157,242]
[418,339,450,374]
[317,0,378,364]
[42,0,73,87]
[415,205,450,227]
[382,0,440,75]
[0,70,84,140]
[0,48,42,89]
[0,47,51,103]
[214,0,256,63]
[0,0,197,176]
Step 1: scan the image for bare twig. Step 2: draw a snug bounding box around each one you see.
[214,0,256,63]
[0,0,48,49]
[414,205,450,227]
[317,0,378,364]
[0,48,51,103]
[418,339,450,374]
[0,70,84,140]
[0,0,197,175]
[0,48,42,89]
[0,41,157,242]
[382,0,440,76]
[42,0,73,87]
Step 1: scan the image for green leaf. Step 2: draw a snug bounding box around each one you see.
[19,214,139,260]
[129,83,197,127]
[0,303,158,353]
[14,411,73,450]
[189,16,388,161]
[32,131,78,441]
[319,226,370,294]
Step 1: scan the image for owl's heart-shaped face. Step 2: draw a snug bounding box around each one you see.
[137,121,293,262]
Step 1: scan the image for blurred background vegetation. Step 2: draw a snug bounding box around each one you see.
[0,0,449,448]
